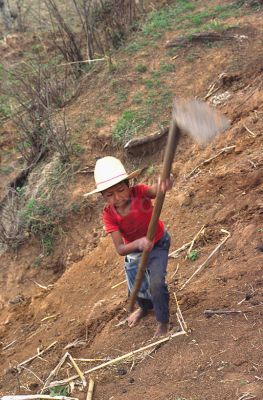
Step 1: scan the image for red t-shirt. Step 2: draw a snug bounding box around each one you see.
[103,184,164,244]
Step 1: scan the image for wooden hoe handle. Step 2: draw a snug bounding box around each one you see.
[129,119,181,312]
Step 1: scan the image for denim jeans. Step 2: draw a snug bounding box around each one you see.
[124,231,171,323]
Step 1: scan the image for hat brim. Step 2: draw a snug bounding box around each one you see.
[83,168,143,197]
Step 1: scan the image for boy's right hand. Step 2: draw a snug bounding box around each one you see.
[136,237,153,252]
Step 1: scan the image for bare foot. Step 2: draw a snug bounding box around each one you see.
[153,322,169,338]
[127,308,147,327]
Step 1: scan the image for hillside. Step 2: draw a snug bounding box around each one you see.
[0,1,263,399]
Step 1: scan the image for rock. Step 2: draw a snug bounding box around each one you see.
[116,367,127,376]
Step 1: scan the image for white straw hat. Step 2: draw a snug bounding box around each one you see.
[84,156,142,196]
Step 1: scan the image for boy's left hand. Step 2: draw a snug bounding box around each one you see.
[159,174,174,193]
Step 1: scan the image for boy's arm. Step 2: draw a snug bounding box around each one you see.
[146,183,158,199]
[110,230,153,256]
[146,177,173,199]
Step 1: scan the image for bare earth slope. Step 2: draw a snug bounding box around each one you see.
[0,2,263,399]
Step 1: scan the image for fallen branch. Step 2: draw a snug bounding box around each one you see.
[111,280,126,289]
[169,241,192,258]
[169,225,206,259]
[73,358,109,362]
[180,229,231,290]
[20,366,44,384]
[165,31,236,48]
[2,339,16,351]
[185,146,236,179]
[47,331,186,387]
[41,314,58,322]
[124,127,169,151]
[170,263,179,279]
[59,58,105,66]
[41,352,68,393]
[1,396,77,400]
[86,379,95,400]
[243,124,256,137]
[67,353,87,388]
[186,224,205,257]
[33,281,54,291]
[173,292,188,331]
[16,341,57,370]
[204,309,243,317]
[203,72,227,100]
[238,393,256,400]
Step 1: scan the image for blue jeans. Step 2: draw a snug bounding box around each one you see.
[124,231,171,323]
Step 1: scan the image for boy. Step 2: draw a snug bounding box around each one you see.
[85,156,172,337]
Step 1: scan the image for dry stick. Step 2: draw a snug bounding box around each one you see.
[47,331,186,387]
[176,312,185,332]
[111,279,126,289]
[169,241,192,258]
[169,224,206,259]
[185,145,236,179]
[237,394,256,400]
[180,230,231,291]
[170,263,179,279]
[41,352,68,393]
[186,224,205,256]
[243,124,256,137]
[41,314,58,322]
[1,396,78,400]
[203,72,226,100]
[59,58,105,66]
[173,292,188,331]
[204,309,244,317]
[129,119,181,312]
[73,358,108,363]
[67,353,87,388]
[20,366,44,384]
[86,379,95,400]
[17,341,57,370]
[2,339,16,351]
[33,281,53,291]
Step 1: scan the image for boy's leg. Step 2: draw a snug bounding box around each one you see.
[148,233,170,335]
[125,256,153,327]
[127,298,153,327]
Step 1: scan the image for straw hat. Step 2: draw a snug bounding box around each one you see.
[84,156,142,196]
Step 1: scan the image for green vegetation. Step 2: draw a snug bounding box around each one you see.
[0,165,14,175]
[19,198,56,256]
[16,160,73,256]
[114,88,128,105]
[135,64,148,73]
[95,118,105,128]
[160,63,176,73]
[187,250,198,261]
[132,92,143,105]
[0,96,12,119]
[113,110,153,141]
[49,385,69,396]
[141,1,196,37]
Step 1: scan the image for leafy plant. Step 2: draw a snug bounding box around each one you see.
[187,250,198,261]
[49,385,69,396]
[136,63,147,73]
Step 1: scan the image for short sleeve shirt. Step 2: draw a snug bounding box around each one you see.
[103,184,164,244]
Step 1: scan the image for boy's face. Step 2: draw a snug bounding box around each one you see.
[102,181,130,208]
